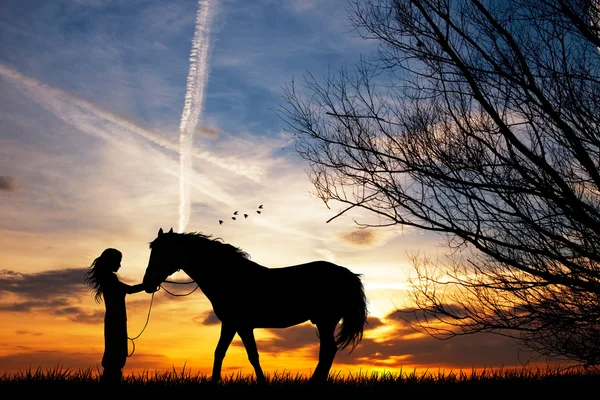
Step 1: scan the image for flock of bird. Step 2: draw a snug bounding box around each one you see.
[219,205,263,225]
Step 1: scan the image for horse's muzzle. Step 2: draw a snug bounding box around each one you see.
[143,282,160,294]
[145,286,159,294]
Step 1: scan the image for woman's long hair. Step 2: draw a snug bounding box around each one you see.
[84,248,121,303]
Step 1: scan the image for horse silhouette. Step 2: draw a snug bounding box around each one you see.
[142,228,368,384]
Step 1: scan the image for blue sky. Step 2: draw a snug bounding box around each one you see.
[1,0,410,278]
[2,0,368,133]
[0,0,533,375]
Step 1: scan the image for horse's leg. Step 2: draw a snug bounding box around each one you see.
[211,322,236,384]
[237,328,266,385]
[310,320,338,384]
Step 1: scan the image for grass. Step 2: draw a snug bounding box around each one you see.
[2,365,599,399]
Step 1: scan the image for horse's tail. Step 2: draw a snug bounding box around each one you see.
[336,271,368,352]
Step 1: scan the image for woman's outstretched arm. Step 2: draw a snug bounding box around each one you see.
[122,282,145,294]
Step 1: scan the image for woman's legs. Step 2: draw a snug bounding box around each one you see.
[101,319,128,383]
[100,368,122,384]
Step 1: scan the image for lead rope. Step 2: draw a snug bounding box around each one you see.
[127,290,155,357]
[126,280,198,357]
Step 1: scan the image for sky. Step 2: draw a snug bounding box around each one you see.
[0,0,537,377]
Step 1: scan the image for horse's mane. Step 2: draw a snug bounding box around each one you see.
[150,231,250,260]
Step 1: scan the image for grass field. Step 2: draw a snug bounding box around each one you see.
[2,366,599,399]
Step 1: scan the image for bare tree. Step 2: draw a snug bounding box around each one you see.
[278,0,600,367]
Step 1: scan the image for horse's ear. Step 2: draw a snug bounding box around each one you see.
[168,227,174,234]
[158,228,164,236]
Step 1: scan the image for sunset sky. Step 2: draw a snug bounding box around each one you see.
[0,0,533,377]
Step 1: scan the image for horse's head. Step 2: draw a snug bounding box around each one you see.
[143,227,186,293]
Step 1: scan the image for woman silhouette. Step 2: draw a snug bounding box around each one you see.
[84,248,145,383]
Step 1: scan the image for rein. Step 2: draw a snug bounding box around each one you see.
[162,271,199,296]
[127,279,199,357]
[160,282,199,296]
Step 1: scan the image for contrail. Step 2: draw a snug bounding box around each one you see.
[179,0,215,233]
[1,63,330,243]
[0,64,267,182]
[0,64,175,153]
[0,63,237,207]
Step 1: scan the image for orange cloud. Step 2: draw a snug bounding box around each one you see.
[241,312,532,371]
[0,349,169,374]
[193,309,220,326]
[14,330,43,336]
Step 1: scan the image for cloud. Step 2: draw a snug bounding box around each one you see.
[0,266,201,336]
[235,323,320,354]
[195,125,219,139]
[0,268,88,300]
[334,322,525,369]
[52,306,105,324]
[392,304,472,326]
[335,226,403,250]
[15,330,43,336]
[237,312,530,369]
[0,176,16,191]
[233,316,384,354]
[0,63,350,262]
[0,350,102,373]
[0,64,268,189]
[0,268,105,324]
[0,349,169,374]
[193,309,221,326]
[0,298,70,312]
[365,316,385,330]
[338,229,380,247]
[0,268,151,324]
